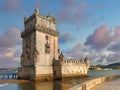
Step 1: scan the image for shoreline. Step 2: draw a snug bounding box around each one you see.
[0,79,31,84]
[68,75,120,90]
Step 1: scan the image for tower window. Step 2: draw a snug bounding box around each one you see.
[45,42,50,53]
[46,35,48,40]
[58,49,60,54]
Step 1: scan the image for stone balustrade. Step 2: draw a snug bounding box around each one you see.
[68,75,120,90]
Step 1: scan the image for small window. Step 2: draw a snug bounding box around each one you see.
[58,49,60,54]
[46,35,48,40]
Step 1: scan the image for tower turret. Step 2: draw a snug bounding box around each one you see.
[34,8,40,14]
[59,52,64,61]
[84,56,90,69]
[18,8,60,81]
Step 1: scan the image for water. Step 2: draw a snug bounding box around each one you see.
[0,70,120,90]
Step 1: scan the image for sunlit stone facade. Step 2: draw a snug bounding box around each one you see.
[18,8,89,81]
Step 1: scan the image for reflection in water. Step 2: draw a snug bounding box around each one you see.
[18,81,63,90]
[18,80,72,90]
[1,70,120,90]
[53,81,62,90]
[35,81,53,90]
[19,82,35,90]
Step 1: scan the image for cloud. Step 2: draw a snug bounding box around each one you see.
[0,28,21,47]
[63,43,84,57]
[0,46,21,68]
[85,24,111,50]
[57,1,104,29]
[59,32,74,44]
[57,1,88,24]
[0,28,21,68]
[33,0,43,8]
[60,0,77,7]
[84,24,120,65]
[107,51,120,63]
[0,56,20,68]
[88,50,112,65]
[0,0,24,13]
[84,24,120,51]
[87,43,120,65]
[108,41,120,52]
[112,26,120,41]
[6,51,13,57]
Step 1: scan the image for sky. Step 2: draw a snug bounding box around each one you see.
[0,0,120,68]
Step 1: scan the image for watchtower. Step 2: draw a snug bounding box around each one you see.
[18,8,60,81]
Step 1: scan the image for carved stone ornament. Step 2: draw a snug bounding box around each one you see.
[45,42,50,53]
[34,48,39,58]
[36,24,40,29]
[26,40,31,54]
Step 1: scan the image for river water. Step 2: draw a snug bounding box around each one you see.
[0,70,120,90]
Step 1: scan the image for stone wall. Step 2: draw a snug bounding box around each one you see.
[36,14,56,31]
[53,53,89,79]
[35,30,59,80]
[18,31,36,79]
[18,8,60,81]
[68,75,120,90]
[61,59,88,78]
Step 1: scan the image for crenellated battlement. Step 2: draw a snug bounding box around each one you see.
[22,8,58,38]
[59,53,89,65]
[62,58,86,64]
[53,53,90,79]
[24,8,56,24]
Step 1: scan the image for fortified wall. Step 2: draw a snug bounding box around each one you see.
[18,8,89,81]
[53,53,89,79]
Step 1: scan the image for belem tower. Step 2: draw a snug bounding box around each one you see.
[18,8,90,81]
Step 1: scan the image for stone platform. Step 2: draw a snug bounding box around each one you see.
[68,75,120,90]
[90,78,120,90]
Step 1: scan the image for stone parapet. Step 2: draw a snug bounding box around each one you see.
[62,59,85,64]
[68,75,120,90]
[24,11,56,24]
[36,27,59,36]
[21,27,59,38]
[24,14,36,24]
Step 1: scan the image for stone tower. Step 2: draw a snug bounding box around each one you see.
[18,8,60,81]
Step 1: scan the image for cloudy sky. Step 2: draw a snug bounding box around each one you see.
[0,0,120,68]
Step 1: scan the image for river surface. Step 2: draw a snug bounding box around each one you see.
[0,70,120,90]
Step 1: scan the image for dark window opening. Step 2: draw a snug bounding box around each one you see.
[58,49,60,54]
[46,35,48,40]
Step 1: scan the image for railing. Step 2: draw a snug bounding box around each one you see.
[0,71,18,79]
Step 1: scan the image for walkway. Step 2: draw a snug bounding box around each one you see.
[90,78,120,90]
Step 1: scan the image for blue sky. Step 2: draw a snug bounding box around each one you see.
[0,0,120,68]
